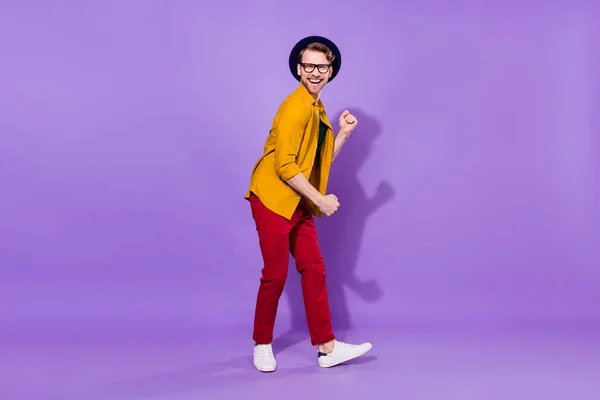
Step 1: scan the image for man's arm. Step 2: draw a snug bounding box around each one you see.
[332,131,350,162]
[285,173,324,205]
[331,110,358,162]
[272,100,325,205]
[287,172,339,216]
[273,100,308,181]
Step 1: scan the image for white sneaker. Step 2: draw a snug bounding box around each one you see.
[253,343,277,372]
[318,340,372,368]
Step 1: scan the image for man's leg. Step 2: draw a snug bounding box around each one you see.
[289,206,335,346]
[290,202,373,368]
[249,194,295,345]
[249,194,296,372]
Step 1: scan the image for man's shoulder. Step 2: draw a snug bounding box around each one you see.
[274,87,311,118]
[282,85,309,105]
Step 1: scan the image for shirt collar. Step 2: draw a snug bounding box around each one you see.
[296,83,325,111]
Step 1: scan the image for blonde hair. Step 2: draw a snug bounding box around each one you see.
[298,42,335,63]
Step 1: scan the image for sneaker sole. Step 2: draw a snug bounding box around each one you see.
[318,343,373,368]
[254,363,277,373]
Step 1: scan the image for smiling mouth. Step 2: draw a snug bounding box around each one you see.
[308,79,322,85]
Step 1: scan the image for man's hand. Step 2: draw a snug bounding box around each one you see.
[285,174,339,216]
[315,194,340,216]
[339,110,358,136]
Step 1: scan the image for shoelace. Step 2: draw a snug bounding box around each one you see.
[258,345,274,360]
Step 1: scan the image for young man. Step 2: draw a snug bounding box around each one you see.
[244,35,372,372]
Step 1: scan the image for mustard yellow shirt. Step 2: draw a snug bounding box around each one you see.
[244,83,334,220]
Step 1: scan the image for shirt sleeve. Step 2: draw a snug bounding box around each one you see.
[273,98,310,181]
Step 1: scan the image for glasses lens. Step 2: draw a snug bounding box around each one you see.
[303,64,315,73]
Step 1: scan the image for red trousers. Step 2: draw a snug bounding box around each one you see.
[249,193,335,346]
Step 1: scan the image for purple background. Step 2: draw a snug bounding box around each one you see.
[1,0,599,351]
[1,1,600,398]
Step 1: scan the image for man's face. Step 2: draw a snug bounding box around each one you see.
[297,49,333,99]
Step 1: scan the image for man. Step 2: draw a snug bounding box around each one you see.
[244,35,372,372]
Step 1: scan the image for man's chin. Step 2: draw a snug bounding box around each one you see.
[303,81,325,94]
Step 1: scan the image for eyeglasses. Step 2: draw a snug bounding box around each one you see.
[299,63,331,74]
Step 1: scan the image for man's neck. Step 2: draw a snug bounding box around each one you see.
[311,90,322,102]
[301,82,321,102]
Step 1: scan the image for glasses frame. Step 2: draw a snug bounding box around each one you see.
[299,62,331,74]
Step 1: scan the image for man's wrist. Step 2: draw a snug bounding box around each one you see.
[308,192,324,206]
[286,173,324,206]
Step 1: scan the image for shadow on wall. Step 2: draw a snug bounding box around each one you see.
[277,108,395,349]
